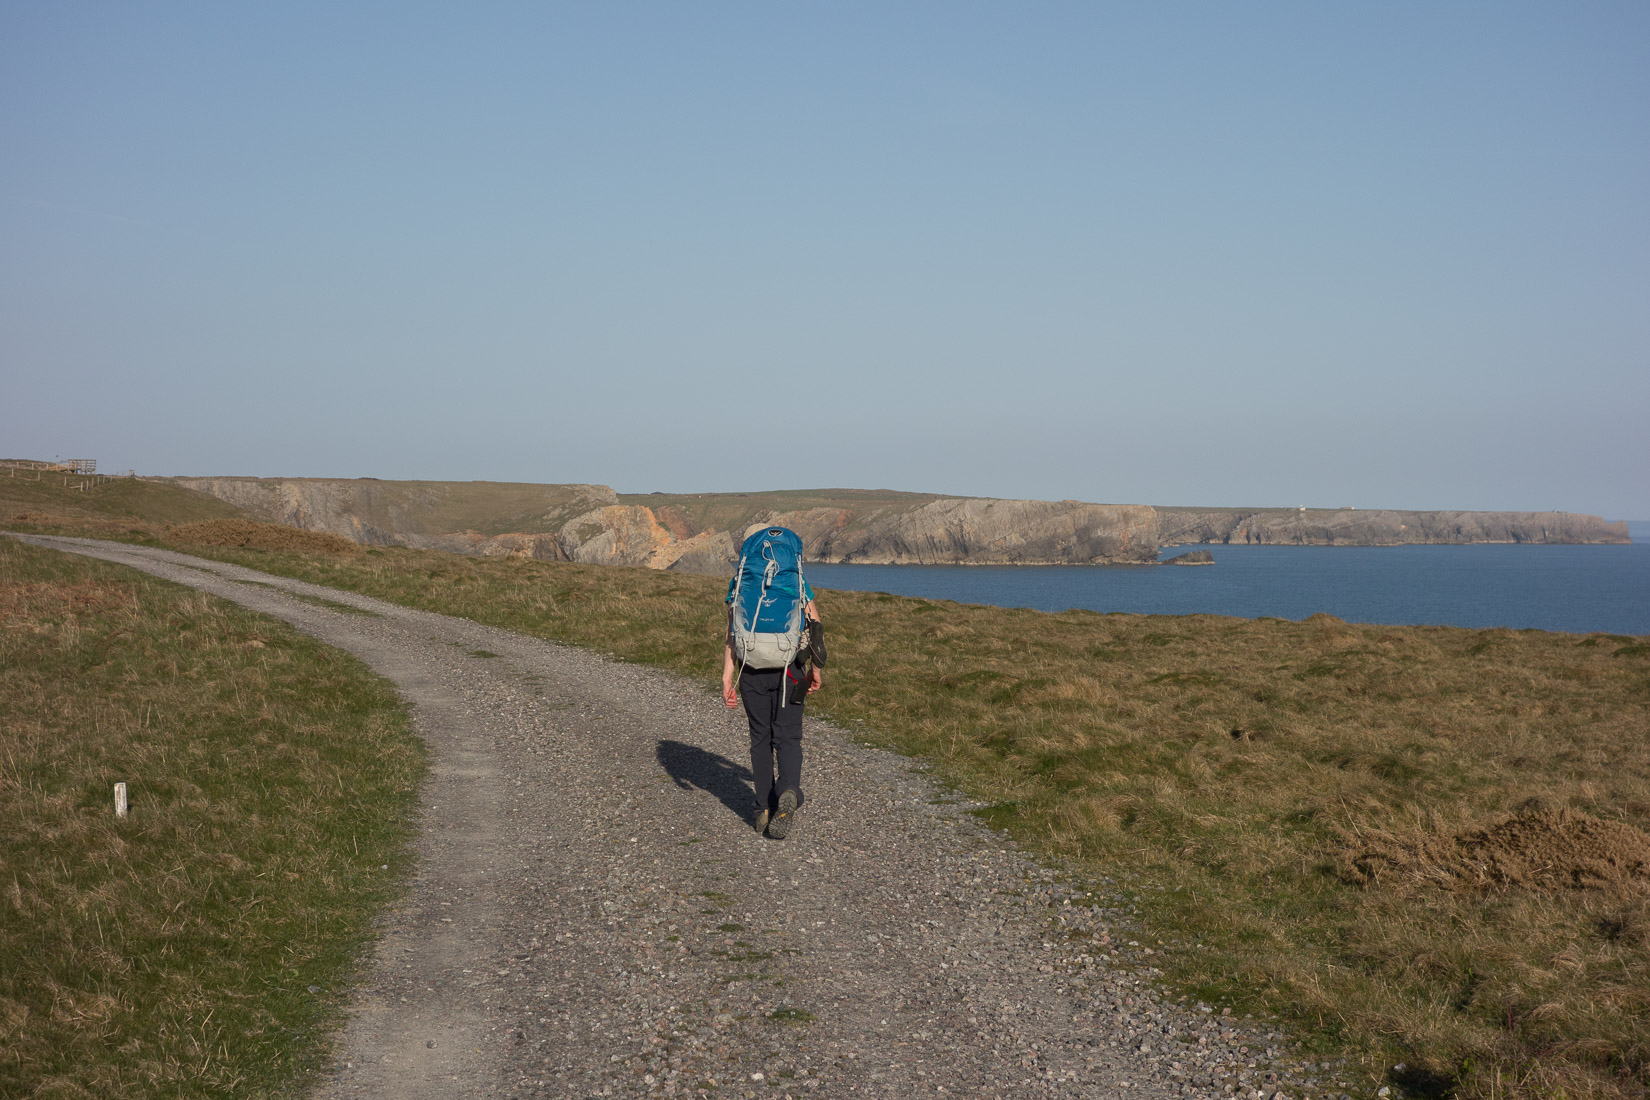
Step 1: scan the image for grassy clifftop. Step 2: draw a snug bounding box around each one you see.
[164,476,615,539]
[0,467,247,531]
[617,487,944,536]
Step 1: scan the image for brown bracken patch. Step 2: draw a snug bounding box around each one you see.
[168,519,359,554]
[1343,809,1650,892]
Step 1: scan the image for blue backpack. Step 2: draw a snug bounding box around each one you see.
[728,526,808,671]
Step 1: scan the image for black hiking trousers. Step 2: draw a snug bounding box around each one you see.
[739,661,808,813]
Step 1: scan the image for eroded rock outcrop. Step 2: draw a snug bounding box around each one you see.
[558,505,693,569]
[665,530,739,574]
[746,508,856,551]
[807,498,1157,565]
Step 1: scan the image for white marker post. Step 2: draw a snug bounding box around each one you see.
[114,782,128,818]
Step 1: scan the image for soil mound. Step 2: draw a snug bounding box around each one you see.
[1344,809,1650,892]
[169,519,358,554]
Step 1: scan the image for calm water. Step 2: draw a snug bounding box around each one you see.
[805,522,1650,636]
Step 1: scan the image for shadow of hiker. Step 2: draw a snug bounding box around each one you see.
[656,739,758,827]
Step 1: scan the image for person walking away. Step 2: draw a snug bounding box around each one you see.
[721,526,824,839]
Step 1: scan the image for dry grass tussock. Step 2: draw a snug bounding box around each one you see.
[168,518,359,554]
[1343,809,1650,893]
[0,540,424,1097]
[58,533,1650,1100]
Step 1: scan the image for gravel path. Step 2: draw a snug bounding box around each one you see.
[16,536,1337,1100]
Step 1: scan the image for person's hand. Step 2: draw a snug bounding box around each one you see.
[808,666,823,692]
[722,677,739,708]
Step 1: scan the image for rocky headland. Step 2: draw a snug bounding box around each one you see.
[752,497,1157,566]
[1157,507,1629,547]
[162,478,1630,574]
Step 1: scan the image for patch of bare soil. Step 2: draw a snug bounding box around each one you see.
[168,519,358,554]
[1344,809,1650,892]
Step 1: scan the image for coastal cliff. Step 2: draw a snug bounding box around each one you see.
[161,478,1629,572]
[1157,508,1629,547]
[760,498,1158,565]
[163,479,1157,570]
[168,477,615,559]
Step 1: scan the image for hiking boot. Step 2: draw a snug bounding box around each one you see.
[754,807,770,834]
[766,790,799,840]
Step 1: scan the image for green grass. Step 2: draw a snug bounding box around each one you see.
[0,539,426,1098]
[766,1007,815,1024]
[124,537,1650,1100]
[0,469,246,534]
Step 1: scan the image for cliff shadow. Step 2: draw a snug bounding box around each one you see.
[656,739,757,826]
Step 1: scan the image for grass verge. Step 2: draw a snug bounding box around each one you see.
[0,538,425,1098]
[10,499,1649,1100]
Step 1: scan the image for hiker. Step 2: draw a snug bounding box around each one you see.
[721,526,825,840]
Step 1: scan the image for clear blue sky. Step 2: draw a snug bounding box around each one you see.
[3,3,1646,518]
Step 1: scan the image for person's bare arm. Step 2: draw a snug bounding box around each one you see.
[722,609,739,707]
[804,599,823,691]
[722,643,739,707]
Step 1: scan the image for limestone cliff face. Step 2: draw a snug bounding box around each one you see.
[775,498,1158,565]
[556,505,731,570]
[747,507,856,551]
[1158,509,1629,546]
[549,497,1158,569]
[170,477,616,548]
[168,478,612,561]
[665,531,738,574]
[168,477,405,546]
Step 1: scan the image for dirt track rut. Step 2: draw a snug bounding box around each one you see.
[16,536,1312,1100]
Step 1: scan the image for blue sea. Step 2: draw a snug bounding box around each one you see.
[805,522,1650,636]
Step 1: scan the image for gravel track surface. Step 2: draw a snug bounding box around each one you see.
[16,536,1333,1100]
